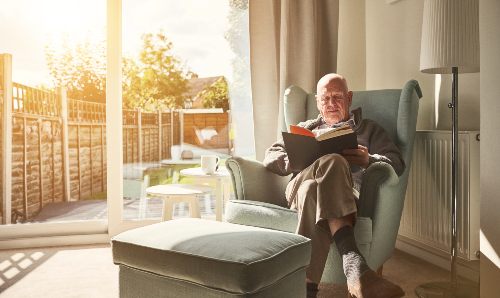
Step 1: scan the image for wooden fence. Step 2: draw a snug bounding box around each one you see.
[0,53,231,224]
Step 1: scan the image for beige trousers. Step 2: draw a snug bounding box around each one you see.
[285,154,358,283]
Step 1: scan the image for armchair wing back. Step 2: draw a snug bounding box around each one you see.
[225,80,422,283]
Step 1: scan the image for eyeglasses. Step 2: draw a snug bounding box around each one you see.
[317,93,346,105]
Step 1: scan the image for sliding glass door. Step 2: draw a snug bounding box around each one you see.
[0,0,254,244]
[112,0,254,230]
[0,0,109,247]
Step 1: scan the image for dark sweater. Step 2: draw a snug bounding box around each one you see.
[263,108,405,192]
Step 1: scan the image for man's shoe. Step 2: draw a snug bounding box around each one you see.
[306,282,319,298]
[347,269,404,298]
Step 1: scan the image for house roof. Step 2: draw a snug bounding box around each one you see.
[185,76,224,100]
[185,76,224,108]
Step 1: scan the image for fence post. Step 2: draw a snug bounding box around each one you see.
[90,124,93,198]
[37,118,43,210]
[170,110,174,154]
[179,109,184,150]
[59,87,71,202]
[158,110,162,161]
[1,54,12,224]
[137,108,142,163]
[23,117,27,217]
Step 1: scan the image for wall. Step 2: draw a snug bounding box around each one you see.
[337,0,366,91]
[365,0,480,131]
[480,0,500,296]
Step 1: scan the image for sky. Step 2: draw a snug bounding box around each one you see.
[0,0,232,87]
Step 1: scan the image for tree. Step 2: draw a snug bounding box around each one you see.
[45,39,106,102]
[122,31,194,110]
[45,31,193,110]
[200,77,230,111]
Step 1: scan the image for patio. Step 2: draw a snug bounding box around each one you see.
[23,157,233,224]
[30,195,219,223]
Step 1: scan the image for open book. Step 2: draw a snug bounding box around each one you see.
[282,124,358,172]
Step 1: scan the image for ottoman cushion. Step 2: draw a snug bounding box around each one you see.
[112,218,311,294]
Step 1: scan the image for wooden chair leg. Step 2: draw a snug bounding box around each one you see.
[188,196,201,218]
[162,199,174,221]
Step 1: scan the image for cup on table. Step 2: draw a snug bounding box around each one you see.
[171,145,181,160]
[201,155,219,174]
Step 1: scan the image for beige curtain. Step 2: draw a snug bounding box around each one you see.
[249,0,340,161]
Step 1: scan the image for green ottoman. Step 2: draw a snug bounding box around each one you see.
[112,218,311,298]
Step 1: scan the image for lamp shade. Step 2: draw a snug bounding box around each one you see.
[420,0,479,74]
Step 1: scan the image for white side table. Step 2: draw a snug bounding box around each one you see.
[180,167,231,221]
[146,184,212,221]
[160,159,201,183]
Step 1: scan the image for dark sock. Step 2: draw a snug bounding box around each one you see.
[306,282,319,298]
[333,225,370,284]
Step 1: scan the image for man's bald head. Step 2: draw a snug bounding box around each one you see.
[316,73,353,125]
[316,73,349,95]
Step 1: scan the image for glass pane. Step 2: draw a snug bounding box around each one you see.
[0,0,107,226]
[122,0,253,221]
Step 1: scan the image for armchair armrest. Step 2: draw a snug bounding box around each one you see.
[226,157,291,208]
[357,161,399,218]
[359,161,410,268]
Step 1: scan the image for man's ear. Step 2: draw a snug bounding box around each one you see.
[347,91,353,106]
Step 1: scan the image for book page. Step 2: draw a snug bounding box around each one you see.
[314,124,353,141]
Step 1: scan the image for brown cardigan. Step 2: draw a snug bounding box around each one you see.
[263,108,405,191]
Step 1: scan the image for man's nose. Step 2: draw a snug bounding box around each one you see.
[326,100,340,107]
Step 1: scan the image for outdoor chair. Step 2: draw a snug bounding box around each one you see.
[224,80,422,283]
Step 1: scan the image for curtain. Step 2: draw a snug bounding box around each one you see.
[249,0,340,161]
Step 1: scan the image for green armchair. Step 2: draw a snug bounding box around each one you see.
[224,80,422,283]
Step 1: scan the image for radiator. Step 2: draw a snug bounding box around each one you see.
[399,130,480,261]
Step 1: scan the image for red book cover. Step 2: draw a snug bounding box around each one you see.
[289,125,315,137]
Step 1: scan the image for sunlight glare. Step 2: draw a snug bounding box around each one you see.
[4,267,20,279]
[481,229,500,268]
[0,0,106,86]
[10,253,24,262]
[435,74,441,129]
[32,0,106,46]
[0,260,12,271]
[31,252,45,261]
[19,258,33,269]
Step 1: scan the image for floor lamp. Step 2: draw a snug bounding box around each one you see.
[416,0,479,297]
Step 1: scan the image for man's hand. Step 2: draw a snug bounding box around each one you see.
[342,145,369,169]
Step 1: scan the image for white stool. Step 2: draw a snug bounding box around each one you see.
[146,184,212,220]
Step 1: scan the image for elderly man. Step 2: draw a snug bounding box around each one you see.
[263,74,405,298]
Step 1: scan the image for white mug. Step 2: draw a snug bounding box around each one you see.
[171,145,181,160]
[201,155,219,174]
